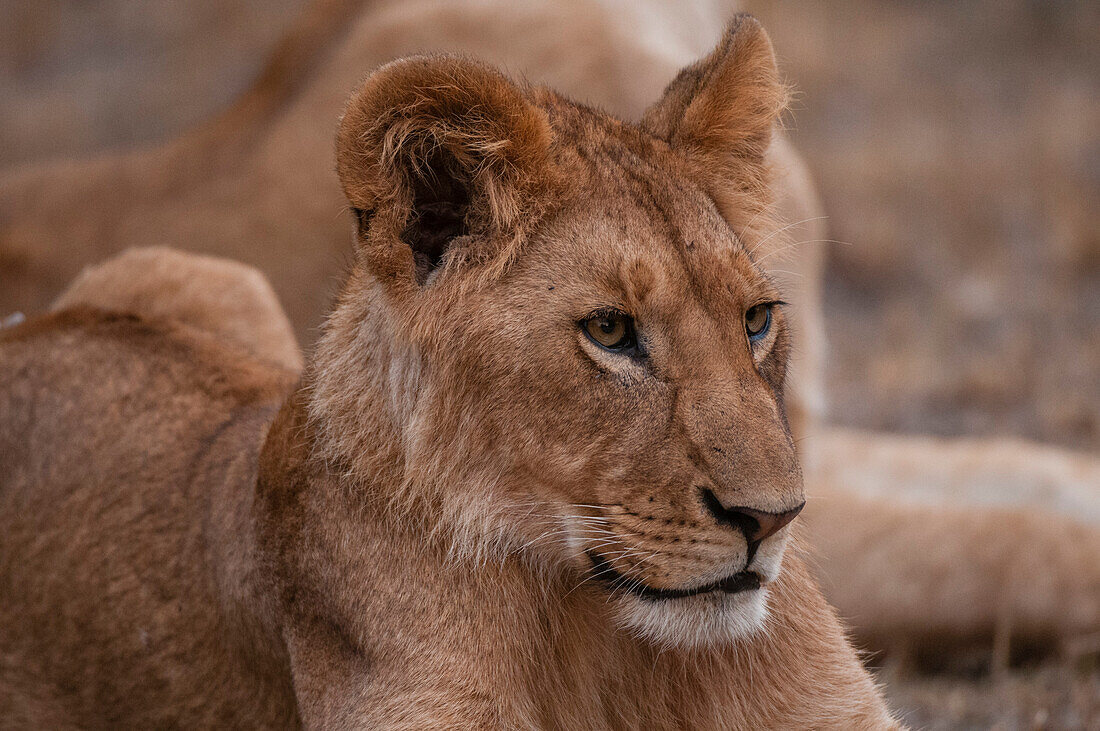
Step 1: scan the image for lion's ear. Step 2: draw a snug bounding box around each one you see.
[642,16,787,234]
[336,56,552,284]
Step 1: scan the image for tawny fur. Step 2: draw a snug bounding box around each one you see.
[52,247,303,372]
[803,429,1100,650]
[0,0,1096,670]
[0,18,897,728]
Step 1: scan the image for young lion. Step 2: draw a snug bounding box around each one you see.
[3,0,1097,667]
[0,19,898,728]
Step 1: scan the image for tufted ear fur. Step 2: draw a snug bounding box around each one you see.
[336,56,553,285]
[642,15,788,238]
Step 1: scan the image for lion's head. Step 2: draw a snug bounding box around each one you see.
[309,16,803,649]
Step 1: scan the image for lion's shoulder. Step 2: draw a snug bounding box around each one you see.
[52,247,304,372]
[0,306,294,454]
[0,306,298,727]
[4,304,291,387]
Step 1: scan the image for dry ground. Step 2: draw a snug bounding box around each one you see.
[2,0,1097,726]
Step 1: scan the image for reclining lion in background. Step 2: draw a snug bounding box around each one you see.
[1,0,1097,661]
[0,20,898,727]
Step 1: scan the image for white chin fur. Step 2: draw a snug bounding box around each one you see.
[611,586,770,650]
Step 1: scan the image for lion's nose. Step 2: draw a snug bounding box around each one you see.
[700,488,805,544]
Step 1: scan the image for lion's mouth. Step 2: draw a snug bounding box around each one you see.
[586,550,762,601]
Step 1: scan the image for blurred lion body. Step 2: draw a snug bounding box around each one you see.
[0,0,1096,663]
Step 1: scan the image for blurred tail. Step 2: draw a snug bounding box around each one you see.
[0,0,372,321]
[196,0,371,146]
[803,427,1100,661]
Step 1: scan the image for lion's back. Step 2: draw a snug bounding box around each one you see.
[0,309,298,728]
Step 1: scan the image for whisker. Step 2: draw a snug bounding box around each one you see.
[754,238,854,266]
[746,216,828,258]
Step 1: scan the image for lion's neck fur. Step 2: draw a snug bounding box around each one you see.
[301,273,536,563]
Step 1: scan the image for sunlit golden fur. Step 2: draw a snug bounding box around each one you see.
[0,16,899,728]
[0,0,1096,673]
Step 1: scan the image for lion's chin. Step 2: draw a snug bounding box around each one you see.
[610,585,770,650]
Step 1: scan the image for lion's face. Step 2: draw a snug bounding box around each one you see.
[398,127,802,648]
[322,18,800,648]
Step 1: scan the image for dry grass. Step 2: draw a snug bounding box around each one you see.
[885,663,1100,729]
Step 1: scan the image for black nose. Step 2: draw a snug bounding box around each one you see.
[700,488,805,544]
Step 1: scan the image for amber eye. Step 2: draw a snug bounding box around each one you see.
[745,303,772,342]
[582,311,635,351]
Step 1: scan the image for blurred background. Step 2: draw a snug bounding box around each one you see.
[1,0,1096,727]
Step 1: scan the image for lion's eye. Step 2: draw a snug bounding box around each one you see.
[745,303,772,342]
[582,311,635,351]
